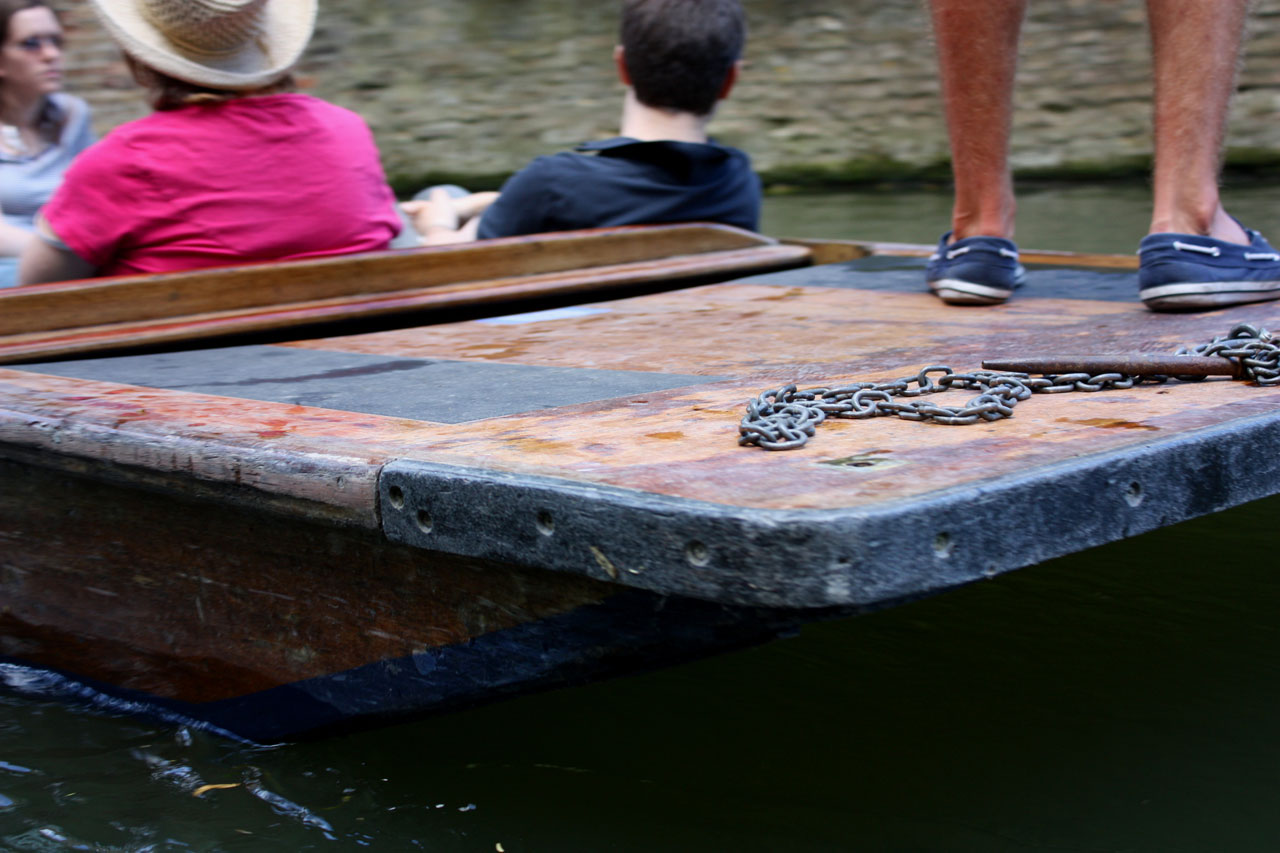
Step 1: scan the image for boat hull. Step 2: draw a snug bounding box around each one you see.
[0,456,808,741]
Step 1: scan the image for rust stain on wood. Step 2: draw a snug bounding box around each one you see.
[1056,417,1160,431]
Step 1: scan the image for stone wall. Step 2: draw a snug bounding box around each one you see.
[50,0,1280,187]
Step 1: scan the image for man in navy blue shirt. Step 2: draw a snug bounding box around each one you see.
[406,0,760,244]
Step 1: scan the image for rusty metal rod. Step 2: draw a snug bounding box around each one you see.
[981,354,1239,377]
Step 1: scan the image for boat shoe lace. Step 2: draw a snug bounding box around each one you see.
[1138,227,1280,312]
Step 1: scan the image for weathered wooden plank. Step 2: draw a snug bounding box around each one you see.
[0,371,386,528]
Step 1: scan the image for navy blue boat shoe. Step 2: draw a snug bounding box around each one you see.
[925,232,1027,305]
[1138,228,1280,311]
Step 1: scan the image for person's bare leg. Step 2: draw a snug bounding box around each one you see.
[930,0,1026,241]
[1147,0,1250,243]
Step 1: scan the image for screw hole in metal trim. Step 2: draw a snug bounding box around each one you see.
[932,532,953,559]
[1124,481,1144,507]
[686,541,710,567]
[536,510,555,536]
[387,485,405,511]
[416,509,433,534]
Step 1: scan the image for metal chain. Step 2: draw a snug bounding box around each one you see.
[739,324,1280,451]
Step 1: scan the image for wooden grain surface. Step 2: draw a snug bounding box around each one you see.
[0,224,808,363]
[5,267,1280,524]
[0,456,616,705]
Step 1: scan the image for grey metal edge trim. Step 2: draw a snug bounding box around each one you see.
[379,410,1280,609]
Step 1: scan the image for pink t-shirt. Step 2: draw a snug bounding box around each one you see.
[43,93,401,277]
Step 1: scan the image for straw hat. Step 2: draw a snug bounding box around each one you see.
[88,0,317,90]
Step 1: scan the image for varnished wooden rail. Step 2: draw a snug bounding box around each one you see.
[0,223,810,363]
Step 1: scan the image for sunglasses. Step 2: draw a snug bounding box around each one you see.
[12,34,63,52]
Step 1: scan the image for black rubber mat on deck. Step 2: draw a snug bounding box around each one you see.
[13,346,725,423]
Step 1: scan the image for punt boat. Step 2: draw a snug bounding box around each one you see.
[4,234,1277,742]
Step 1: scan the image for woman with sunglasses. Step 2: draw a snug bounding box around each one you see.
[0,0,93,287]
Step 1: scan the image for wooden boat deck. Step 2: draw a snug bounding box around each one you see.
[7,255,1279,611]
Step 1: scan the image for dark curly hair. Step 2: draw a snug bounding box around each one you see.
[620,0,746,116]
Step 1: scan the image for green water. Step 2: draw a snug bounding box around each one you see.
[5,188,1280,851]
[761,182,1280,255]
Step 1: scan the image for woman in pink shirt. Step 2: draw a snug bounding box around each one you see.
[19,0,400,284]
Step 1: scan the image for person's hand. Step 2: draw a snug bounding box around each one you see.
[402,190,498,228]
[401,188,500,245]
[401,187,459,238]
